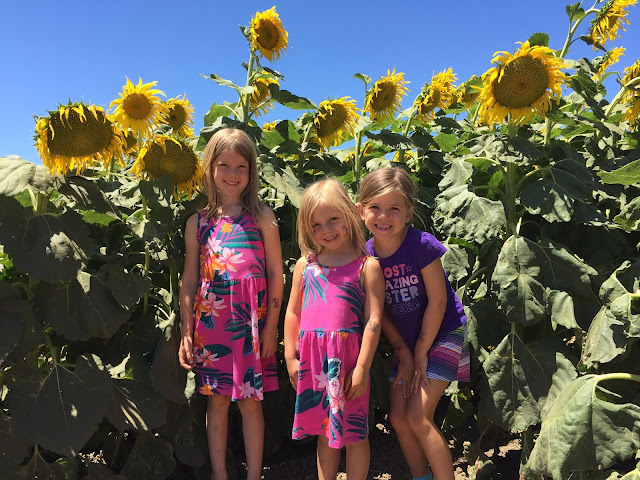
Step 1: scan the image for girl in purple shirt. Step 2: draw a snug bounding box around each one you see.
[359,168,469,480]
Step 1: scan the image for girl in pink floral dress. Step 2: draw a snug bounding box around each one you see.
[284,179,385,480]
[179,128,283,480]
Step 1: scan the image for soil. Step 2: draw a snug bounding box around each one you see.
[260,415,523,480]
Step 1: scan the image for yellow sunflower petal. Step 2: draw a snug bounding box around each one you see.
[160,95,195,137]
[364,68,410,121]
[593,47,626,80]
[413,68,458,122]
[250,75,279,116]
[312,97,360,150]
[110,77,166,137]
[588,0,637,49]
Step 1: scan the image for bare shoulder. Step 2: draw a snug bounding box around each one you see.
[363,255,382,276]
[259,205,278,227]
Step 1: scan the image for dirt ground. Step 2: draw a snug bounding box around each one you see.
[260,415,522,480]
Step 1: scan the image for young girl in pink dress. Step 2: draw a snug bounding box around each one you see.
[284,179,385,480]
[178,128,283,480]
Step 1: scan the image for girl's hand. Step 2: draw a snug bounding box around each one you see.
[259,325,277,359]
[411,354,429,394]
[286,358,300,391]
[178,334,194,370]
[345,365,368,400]
[393,350,414,398]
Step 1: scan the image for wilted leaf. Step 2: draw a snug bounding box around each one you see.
[524,375,640,479]
[434,185,506,245]
[120,432,175,480]
[0,155,60,195]
[36,271,130,341]
[0,198,93,282]
[6,354,112,457]
[107,378,167,431]
[479,334,577,431]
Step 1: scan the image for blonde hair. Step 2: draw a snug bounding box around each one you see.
[359,167,416,212]
[201,128,263,220]
[297,179,366,257]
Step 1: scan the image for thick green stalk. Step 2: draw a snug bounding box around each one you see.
[297,123,313,180]
[354,131,363,181]
[241,51,257,124]
[397,107,416,164]
[142,196,150,315]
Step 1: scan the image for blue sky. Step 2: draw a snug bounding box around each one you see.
[1,0,639,164]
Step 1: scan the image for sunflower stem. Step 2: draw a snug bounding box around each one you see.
[398,108,416,164]
[354,131,363,181]
[241,52,257,123]
[298,123,313,180]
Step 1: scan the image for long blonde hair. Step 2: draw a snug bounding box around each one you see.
[201,128,263,220]
[297,179,366,257]
[358,167,416,212]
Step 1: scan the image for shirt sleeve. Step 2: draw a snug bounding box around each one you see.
[416,231,447,270]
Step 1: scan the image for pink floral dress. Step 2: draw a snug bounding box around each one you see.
[192,211,278,400]
[292,255,370,448]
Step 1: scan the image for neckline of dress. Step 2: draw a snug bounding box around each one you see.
[311,254,363,269]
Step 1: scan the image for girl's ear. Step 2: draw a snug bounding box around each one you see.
[357,203,365,219]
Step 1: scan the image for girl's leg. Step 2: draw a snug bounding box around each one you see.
[389,386,430,478]
[237,397,265,480]
[407,378,454,480]
[207,395,232,480]
[316,435,341,480]
[345,438,370,480]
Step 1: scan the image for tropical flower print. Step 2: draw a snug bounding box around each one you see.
[217,247,245,274]
[221,221,233,234]
[206,237,223,255]
[327,377,346,415]
[194,347,221,367]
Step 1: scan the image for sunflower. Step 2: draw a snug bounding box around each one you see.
[345,142,373,163]
[250,76,279,116]
[477,41,565,125]
[457,76,482,107]
[35,103,124,175]
[364,68,409,121]
[588,0,637,49]
[110,78,166,137]
[594,47,625,80]
[312,97,359,149]
[133,135,202,198]
[160,95,194,137]
[262,121,277,131]
[413,68,458,122]
[622,58,640,92]
[622,59,640,128]
[250,6,288,62]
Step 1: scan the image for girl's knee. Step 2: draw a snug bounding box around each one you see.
[209,394,232,410]
[408,413,435,436]
[237,397,262,414]
[389,410,410,431]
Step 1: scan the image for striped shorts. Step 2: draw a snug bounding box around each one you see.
[390,323,470,383]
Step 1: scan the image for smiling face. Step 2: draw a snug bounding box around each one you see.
[310,203,351,253]
[359,190,413,241]
[212,150,250,201]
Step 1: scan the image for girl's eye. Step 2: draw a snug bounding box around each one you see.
[369,205,379,210]
[391,206,400,211]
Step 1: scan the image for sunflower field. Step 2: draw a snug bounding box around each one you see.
[2,2,640,479]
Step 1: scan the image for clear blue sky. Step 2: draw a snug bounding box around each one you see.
[2,0,639,164]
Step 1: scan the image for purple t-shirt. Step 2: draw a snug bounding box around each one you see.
[365,227,467,351]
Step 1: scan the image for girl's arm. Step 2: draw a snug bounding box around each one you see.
[283,257,306,390]
[381,311,414,398]
[346,257,385,401]
[411,257,447,392]
[258,206,284,359]
[178,214,200,370]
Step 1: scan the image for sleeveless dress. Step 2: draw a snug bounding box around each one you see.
[192,211,278,400]
[292,255,370,448]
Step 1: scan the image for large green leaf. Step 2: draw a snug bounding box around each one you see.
[17,451,77,480]
[120,432,175,480]
[433,185,506,244]
[149,324,196,403]
[442,243,472,284]
[438,158,473,190]
[614,196,640,232]
[0,155,60,195]
[599,159,640,185]
[479,334,577,431]
[260,163,304,208]
[0,282,26,359]
[524,374,640,479]
[107,378,167,431]
[0,410,31,472]
[58,176,122,217]
[269,84,316,110]
[36,271,131,341]
[491,236,598,325]
[100,264,151,309]
[156,401,207,468]
[520,159,592,223]
[6,354,112,457]
[0,197,93,282]
[583,306,627,368]
[365,130,415,150]
[546,289,580,331]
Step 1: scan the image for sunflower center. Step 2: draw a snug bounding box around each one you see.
[257,23,279,49]
[167,105,187,130]
[315,104,348,138]
[370,82,398,112]
[143,140,198,184]
[493,55,549,108]
[123,93,152,120]
[47,109,114,157]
